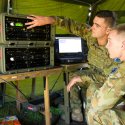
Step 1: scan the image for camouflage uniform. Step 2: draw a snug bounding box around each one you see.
[55,17,118,122]
[83,62,125,125]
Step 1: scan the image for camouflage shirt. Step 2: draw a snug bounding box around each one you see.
[55,16,116,76]
[91,62,125,111]
[86,62,125,125]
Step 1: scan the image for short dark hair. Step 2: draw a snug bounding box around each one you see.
[95,10,117,27]
[113,23,125,34]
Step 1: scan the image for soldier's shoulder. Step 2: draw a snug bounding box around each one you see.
[119,63,125,74]
[110,62,125,78]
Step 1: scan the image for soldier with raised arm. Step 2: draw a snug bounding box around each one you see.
[25,10,117,122]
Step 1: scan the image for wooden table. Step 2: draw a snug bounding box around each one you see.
[0,67,63,125]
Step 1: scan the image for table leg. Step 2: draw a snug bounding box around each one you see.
[44,76,51,125]
[0,83,6,107]
[63,72,70,124]
[30,78,36,98]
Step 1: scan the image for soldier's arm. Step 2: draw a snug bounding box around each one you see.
[67,73,95,92]
[55,16,89,40]
[67,76,82,92]
[25,15,89,40]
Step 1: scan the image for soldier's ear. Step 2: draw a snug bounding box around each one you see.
[122,41,125,49]
[106,27,111,34]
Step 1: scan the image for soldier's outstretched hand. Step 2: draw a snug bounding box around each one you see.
[67,76,82,92]
[25,15,55,29]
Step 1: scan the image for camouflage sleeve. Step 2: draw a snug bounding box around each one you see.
[54,16,90,41]
[91,73,125,112]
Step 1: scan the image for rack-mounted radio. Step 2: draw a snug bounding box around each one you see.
[0,45,54,74]
[0,13,55,45]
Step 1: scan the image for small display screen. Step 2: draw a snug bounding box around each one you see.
[15,22,23,27]
[57,37,82,53]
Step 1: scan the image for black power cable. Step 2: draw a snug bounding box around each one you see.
[49,71,63,93]
[0,78,29,101]
[10,81,29,100]
[1,93,23,103]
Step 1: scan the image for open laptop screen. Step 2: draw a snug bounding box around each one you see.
[58,37,82,53]
[54,34,88,65]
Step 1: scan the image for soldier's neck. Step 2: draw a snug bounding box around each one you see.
[97,36,107,46]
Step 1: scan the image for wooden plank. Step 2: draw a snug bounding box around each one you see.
[0,67,63,83]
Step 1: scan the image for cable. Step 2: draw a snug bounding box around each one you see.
[92,0,103,8]
[10,81,29,100]
[72,0,91,6]
[2,93,23,103]
[49,71,63,93]
[0,78,29,101]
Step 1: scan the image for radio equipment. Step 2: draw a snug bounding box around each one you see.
[0,13,55,45]
[0,46,54,74]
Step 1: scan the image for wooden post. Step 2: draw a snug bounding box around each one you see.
[44,76,51,125]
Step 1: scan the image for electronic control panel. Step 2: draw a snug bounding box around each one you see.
[0,46,54,74]
[0,13,55,45]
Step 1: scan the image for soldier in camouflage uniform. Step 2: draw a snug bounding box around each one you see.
[25,10,117,123]
[84,23,125,125]
[67,24,125,125]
